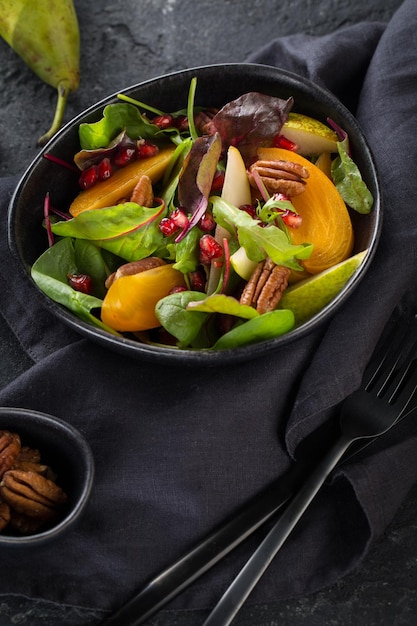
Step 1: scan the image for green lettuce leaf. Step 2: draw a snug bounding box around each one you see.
[211,196,312,271]
[331,138,374,214]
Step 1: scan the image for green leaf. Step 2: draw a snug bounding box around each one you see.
[161,138,193,210]
[171,227,201,274]
[212,309,295,350]
[186,293,259,319]
[331,138,374,214]
[211,196,312,271]
[72,239,109,299]
[51,202,167,262]
[31,238,119,335]
[78,103,162,150]
[155,291,208,347]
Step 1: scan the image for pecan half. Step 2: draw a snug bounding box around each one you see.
[105,257,166,289]
[17,446,41,464]
[11,459,49,476]
[9,510,46,535]
[240,258,291,314]
[248,159,309,197]
[12,446,56,480]
[130,174,154,207]
[0,431,21,478]
[0,469,68,522]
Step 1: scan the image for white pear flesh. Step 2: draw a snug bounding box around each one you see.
[221,145,252,207]
[207,146,253,294]
[230,246,258,280]
[282,113,339,156]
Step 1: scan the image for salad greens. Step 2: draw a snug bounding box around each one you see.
[211,197,313,272]
[31,79,374,351]
[31,237,117,334]
[331,136,374,215]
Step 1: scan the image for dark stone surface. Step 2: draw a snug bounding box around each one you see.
[0,0,403,177]
[1,1,416,625]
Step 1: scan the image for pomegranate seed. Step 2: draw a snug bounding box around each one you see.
[97,157,113,181]
[67,273,93,294]
[175,115,189,132]
[169,285,187,294]
[211,170,225,192]
[136,140,159,159]
[281,210,302,228]
[79,166,98,189]
[198,212,216,232]
[171,207,190,229]
[189,270,206,292]
[159,217,179,236]
[240,204,257,219]
[152,114,174,129]
[273,134,298,151]
[199,234,223,264]
[113,146,135,167]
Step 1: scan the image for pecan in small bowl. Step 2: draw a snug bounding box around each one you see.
[0,407,94,547]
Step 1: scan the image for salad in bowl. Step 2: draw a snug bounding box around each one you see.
[8,64,381,364]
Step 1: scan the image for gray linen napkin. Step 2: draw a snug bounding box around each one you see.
[0,0,416,615]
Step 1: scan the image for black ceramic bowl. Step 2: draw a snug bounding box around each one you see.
[8,63,381,365]
[0,407,94,547]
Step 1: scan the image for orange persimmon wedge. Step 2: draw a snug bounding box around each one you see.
[101,264,186,332]
[257,147,354,274]
[69,145,175,217]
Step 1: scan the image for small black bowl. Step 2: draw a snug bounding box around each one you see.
[7,63,382,366]
[0,407,94,547]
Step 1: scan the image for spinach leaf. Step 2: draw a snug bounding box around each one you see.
[51,202,167,262]
[212,309,295,350]
[170,227,201,274]
[161,138,193,210]
[72,238,109,299]
[155,291,208,347]
[31,238,119,335]
[331,138,374,214]
[78,103,161,150]
[186,293,259,319]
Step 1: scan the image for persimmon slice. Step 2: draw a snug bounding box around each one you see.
[257,147,354,274]
[69,145,175,217]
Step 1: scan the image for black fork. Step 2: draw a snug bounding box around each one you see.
[203,316,417,626]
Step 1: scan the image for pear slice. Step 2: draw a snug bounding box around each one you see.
[278,250,367,325]
[281,113,339,156]
[315,151,332,178]
[207,146,252,294]
[221,145,252,207]
[230,246,258,280]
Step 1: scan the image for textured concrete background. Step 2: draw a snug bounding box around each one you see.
[1,1,416,625]
[0,0,403,178]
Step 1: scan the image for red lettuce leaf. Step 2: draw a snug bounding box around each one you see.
[208,92,293,162]
[176,132,222,240]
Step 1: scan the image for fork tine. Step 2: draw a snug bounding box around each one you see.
[363,317,417,394]
[385,357,417,416]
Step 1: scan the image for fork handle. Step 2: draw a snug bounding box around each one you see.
[202,434,352,626]
[100,456,317,626]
